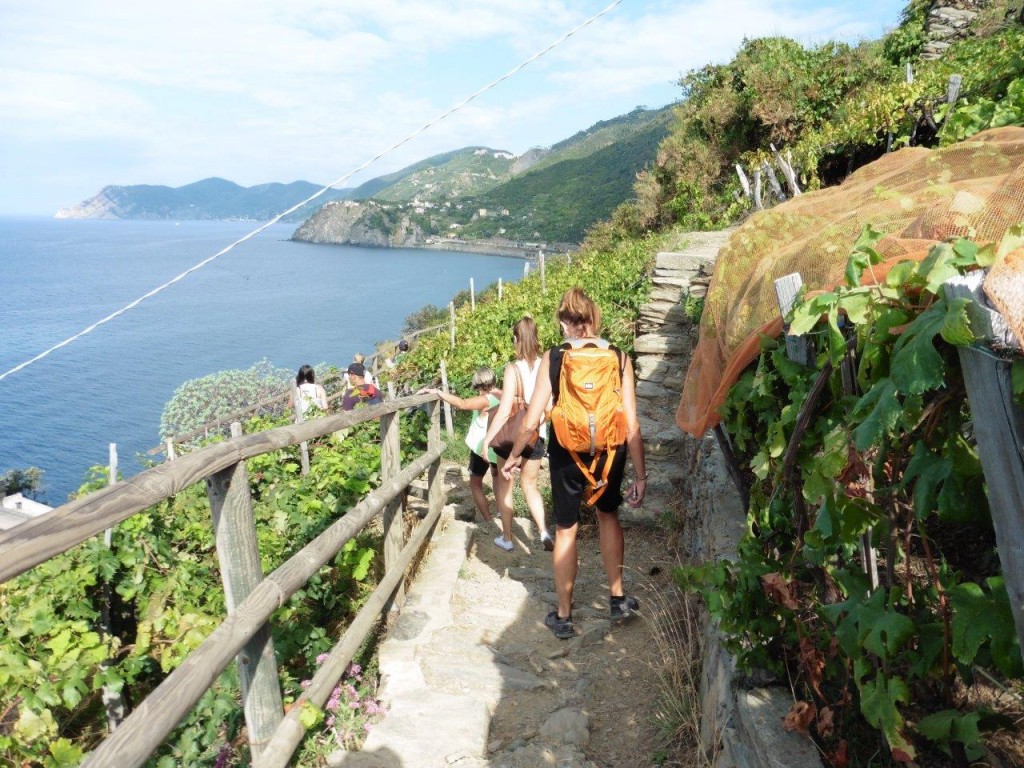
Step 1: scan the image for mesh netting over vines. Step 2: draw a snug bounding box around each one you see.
[677,126,1024,436]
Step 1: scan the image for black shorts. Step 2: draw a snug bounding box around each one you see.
[549,445,628,528]
[493,437,546,462]
[468,452,497,477]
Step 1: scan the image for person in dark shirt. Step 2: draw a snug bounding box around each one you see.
[341,363,383,410]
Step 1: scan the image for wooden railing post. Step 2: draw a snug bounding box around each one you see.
[206,422,283,761]
[946,273,1024,664]
[165,439,176,461]
[427,399,445,519]
[379,409,405,610]
[100,443,125,731]
[470,277,476,312]
[498,277,503,301]
[438,360,455,437]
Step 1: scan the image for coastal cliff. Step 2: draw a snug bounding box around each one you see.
[291,200,425,248]
[290,199,570,257]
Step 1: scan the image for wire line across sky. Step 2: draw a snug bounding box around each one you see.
[0,0,623,384]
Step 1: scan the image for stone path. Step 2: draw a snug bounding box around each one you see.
[330,233,735,768]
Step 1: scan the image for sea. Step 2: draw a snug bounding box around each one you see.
[0,217,527,504]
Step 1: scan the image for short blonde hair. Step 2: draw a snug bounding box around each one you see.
[471,366,496,390]
[353,353,366,364]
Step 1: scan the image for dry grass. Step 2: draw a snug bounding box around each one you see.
[638,565,717,767]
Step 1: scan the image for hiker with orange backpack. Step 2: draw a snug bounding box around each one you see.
[501,288,647,639]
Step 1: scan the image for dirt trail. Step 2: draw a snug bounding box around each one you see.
[443,481,683,767]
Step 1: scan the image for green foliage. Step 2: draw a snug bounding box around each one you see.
[622,22,1024,242]
[0,406,399,766]
[388,233,654,394]
[941,76,1024,144]
[462,110,673,243]
[0,466,44,499]
[159,359,290,440]
[881,0,930,65]
[677,229,1024,765]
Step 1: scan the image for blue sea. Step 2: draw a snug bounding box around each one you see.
[0,218,526,503]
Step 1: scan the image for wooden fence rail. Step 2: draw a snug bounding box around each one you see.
[0,393,448,768]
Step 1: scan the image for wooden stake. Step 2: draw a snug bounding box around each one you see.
[206,422,284,762]
[470,277,475,311]
[379,409,405,609]
[438,360,455,437]
[449,301,456,350]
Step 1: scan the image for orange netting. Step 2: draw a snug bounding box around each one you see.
[677,126,1024,437]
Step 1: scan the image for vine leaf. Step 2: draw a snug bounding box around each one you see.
[917,709,985,761]
[762,573,799,610]
[782,700,816,736]
[845,225,886,287]
[950,577,1024,677]
[861,594,916,658]
[891,301,949,394]
[902,442,951,519]
[852,378,900,450]
[918,243,961,296]
[856,663,914,761]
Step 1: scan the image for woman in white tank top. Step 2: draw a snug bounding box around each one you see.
[484,316,553,552]
[291,364,328,415]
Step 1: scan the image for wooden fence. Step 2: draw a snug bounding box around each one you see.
[0,393,448,768]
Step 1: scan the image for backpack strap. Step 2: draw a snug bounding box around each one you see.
[575,445,618,508]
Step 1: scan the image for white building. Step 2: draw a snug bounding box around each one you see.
[0,493,53,531]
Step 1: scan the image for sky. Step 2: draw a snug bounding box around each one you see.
[0,0,909,216]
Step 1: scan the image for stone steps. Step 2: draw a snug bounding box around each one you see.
[626,229,732,522]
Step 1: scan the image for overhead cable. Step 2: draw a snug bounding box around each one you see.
[0,0,623,383]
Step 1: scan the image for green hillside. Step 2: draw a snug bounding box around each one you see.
[460,110,672,242]
[350,147,516,203]
[526,105,673,174]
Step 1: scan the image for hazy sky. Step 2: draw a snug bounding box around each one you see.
[0,0,908,216]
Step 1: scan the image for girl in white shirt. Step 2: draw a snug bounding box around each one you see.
[484,316,553,553]
[292,364,328,415]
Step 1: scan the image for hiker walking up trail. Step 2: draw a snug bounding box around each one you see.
[418,366,502,523]
[502,288,646,639]
[484,316,554,553]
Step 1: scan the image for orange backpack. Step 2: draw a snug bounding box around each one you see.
[550,340,627,506]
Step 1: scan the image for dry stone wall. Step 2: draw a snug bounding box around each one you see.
[921,0,988,59]
[635,232,823,767]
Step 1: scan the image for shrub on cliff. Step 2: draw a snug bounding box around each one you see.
[159,359,291,440]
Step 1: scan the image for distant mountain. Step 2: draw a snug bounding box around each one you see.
[55,178,352,221]
[58,103,675,245]
[293,104,675,247]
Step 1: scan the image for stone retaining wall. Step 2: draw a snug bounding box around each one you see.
[636,233,823,767]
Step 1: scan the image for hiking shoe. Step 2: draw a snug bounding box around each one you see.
[493,535,514,552]
[545,610,575,639]
[610,595,640,622]
[541,532,554,552]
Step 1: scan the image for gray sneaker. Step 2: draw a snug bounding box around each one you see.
[544,610,575,639]
[609,595,639,621]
